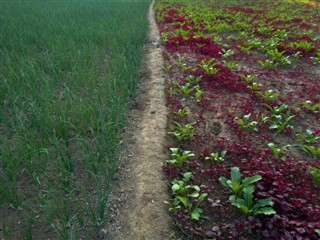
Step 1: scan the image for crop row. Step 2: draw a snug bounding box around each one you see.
[156,0,320,239]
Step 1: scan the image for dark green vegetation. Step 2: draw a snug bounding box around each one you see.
[0,1,149,238]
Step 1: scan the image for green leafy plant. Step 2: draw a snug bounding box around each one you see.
[248,82,261,92]
[174,108,190,117]
[241,74,255,83]
[185,75,202,84]
[263,103,288,115]
[300,145,320,159]
[205,150,227,163]
[194,85,203,102]
[311,49,320,64]
[296,129,320,144]
[310,167,320,184]
[166,148,195,168]
[300,100,320,113]
[238,45,252,54]
[316,229,320,237]
[198,59,219,75]
[169,172,208,220]
[177,82,194,96]
[169,122,196,142]
[225,61,238,70]
[219,167,276,216]
[268,143,291,160]
[257,90,281,101]
[268,111,295,133]
[234,113,259,132]
[258,59,277,69]
[222,49,234,59]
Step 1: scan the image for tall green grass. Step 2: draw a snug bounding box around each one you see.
[0,0,149,238]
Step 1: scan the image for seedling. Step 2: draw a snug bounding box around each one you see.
[234,113,259,132]
[205,150,227,163]
[198,59,219,75]
[268,143,291,160]
[248,82,261,92]
[166,148,195,168]
[220,167,276,216]
[300,100,320,113]
[169,172,208,220]
[300,145,320,159]
[238,45,252,54]
[185,75,202,84]
[225,61,238,70]
[296,129,320,144]
[194,85,203,102]
[258,59,277,69]
[268,111,295,133]
[169,122,196,142]
[174,108,190,117]
[263,103,288,115]
[241,74,255,83]
[258,90,280,101]
[310,167,320,184]
[177,82,193,96]
[222,49,234,59]
[311,49,320,64]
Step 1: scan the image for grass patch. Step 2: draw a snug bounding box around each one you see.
[0,0,149,238]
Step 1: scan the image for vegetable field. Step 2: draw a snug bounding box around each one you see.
[0,1,149,239]
[156,0,320,239]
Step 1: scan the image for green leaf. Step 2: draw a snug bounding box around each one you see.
[172,183,181,192]
[189,192,200,198]
[176,196,190,209]
[242,175,262,187]
[191,208,202,220]
[219,176,228,187]
[254,198,274,208]
[254,207,276,216]
[231,167,241,183]
[315,229,320,236]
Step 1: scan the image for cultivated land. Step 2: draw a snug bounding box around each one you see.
[156,0,320,239]
[0,1,149,238]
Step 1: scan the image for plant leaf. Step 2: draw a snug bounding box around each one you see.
[231,167,241,183]
[242,175,262,187]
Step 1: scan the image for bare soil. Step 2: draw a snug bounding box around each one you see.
[102,1,175,239]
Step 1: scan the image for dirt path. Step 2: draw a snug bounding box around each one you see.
[102,1,174,239]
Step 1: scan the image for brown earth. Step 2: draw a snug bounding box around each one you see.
[102,1,176,239]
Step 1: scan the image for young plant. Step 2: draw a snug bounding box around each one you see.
[166,148,195,168]
[257,90,280,101]
[177,82,193,96]
[248,82,261,92]
[198,59,219,75]
[310,167,320,184]
[194,85,203,102]
[268,143,291,160]
[169,172,208,220]
[300,100,320,113]
[205,150,227,163]
[169,122,196,142]
[268,111,295,133]
[258,59,277,69]
[241,74,255,83]
[185,75,202,84]
[225,61,238,70]
[174,108,190,117]
[300,145,320,159]
[263,103,288,115]
[222,49,234,59]
[234,113,259,132]
[296,129,320,144]
[219,167,276,216]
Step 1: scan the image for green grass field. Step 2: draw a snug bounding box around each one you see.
[0,1,149,238]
